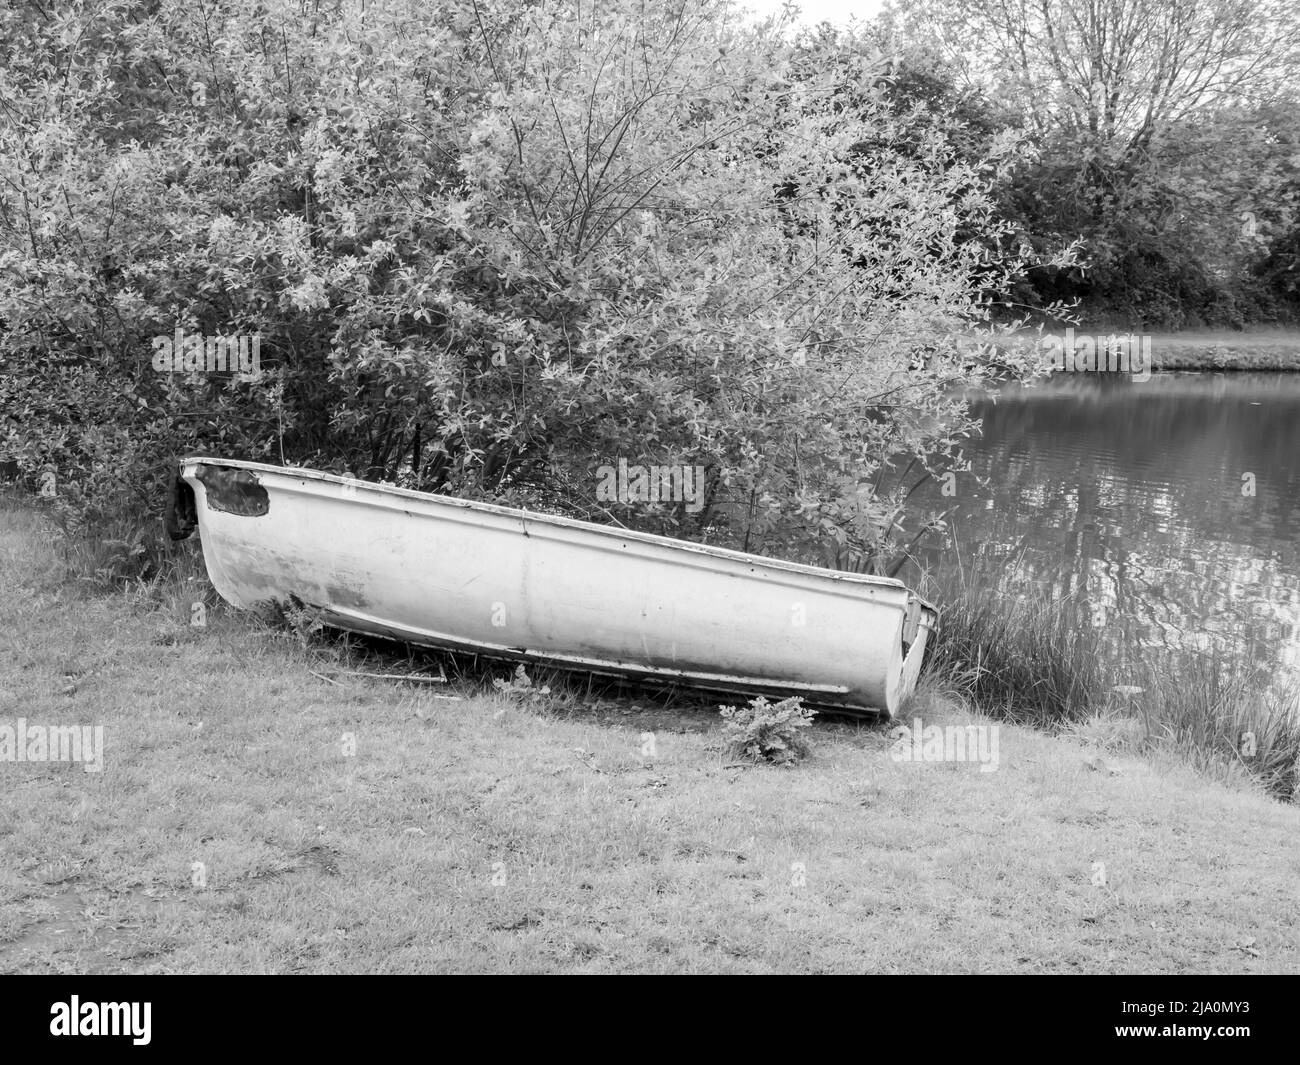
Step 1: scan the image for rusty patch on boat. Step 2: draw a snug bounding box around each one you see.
[325,583,372,611]
[196,465,269,517]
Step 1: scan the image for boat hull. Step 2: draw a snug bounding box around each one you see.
[177,459,935,716]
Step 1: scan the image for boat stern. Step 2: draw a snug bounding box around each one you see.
[891,592,937,715]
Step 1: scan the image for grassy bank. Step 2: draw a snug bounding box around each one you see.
[1022,323,1300,371]
[2,502,1298,974]
[1119,327,1300,371]
[983,322,1300,372]
[924,582,1300,803]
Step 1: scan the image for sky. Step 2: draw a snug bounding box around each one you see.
[739,0,885,28]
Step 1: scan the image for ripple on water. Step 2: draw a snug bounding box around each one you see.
[916,371,1300,690]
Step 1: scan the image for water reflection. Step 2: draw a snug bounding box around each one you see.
[915,372,1300,684]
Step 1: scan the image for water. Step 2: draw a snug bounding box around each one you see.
[914,371,1300,686]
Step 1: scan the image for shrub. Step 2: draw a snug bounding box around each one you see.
[719,695,817,765]
[492,665,553,706]
[0,0,1043,584]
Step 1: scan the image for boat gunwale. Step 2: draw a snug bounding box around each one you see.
[182,456,936,607]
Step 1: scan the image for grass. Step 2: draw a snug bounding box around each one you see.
[993,321,1300,371]
[1121,327,1300,372]
[922,580,1102,727]
[2,501,1299,973]
[1125,657,1300,802]
[925,576,1300,803]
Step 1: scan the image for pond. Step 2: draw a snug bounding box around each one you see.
[914,371,1300,688]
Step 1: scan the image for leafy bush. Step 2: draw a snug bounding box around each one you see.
[719,695,817,765]
[905,0,1300,327]
[492,665,552,704]
[0,0,1042,584]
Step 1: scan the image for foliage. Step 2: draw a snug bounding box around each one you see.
[996,108,1300,326]
[281,599,326,649]
[492,664,552,703]
[893,0,1300,325]
[904,0,1300,155]
[718,694,817,764]
[0,0,1038,580]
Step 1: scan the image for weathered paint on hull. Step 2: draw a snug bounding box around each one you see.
[179,458,935,716]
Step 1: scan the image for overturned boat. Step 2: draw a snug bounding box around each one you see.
[169,458,935,716]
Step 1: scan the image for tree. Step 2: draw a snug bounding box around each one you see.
[888,0,1300,324]
[898,0,1300,159]
[1,0,1035,578]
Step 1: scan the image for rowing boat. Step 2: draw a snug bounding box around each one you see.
[169,458,935,716]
